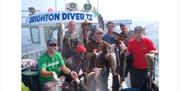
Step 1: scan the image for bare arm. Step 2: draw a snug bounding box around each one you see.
[40,69,53,77]
[40,69,58,80]
[60,66,78,80]
[60,66,71,75]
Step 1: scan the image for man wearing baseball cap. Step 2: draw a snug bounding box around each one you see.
[126,26,158,90]
[38,38,78,91]
[85,27,116,91]
[119,23,134,85]
[65,44,87,73]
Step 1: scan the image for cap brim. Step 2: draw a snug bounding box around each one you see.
[120,23,125,27]
[48,42,57,45]
[95,31,103,34]
[47,39,57,45]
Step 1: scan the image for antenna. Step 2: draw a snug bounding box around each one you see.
[55,0,57,11]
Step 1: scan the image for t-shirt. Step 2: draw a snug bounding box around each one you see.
[38,52,65,84]
[128,37,157,69]
[102,33,117,44]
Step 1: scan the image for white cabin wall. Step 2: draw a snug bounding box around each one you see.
[22,25,46,59]
[39,25,47,50]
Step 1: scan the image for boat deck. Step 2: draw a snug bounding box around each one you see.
[107,72,131,91]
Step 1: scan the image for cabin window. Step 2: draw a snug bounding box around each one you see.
[43,26,57,42]
[30,26,40,44]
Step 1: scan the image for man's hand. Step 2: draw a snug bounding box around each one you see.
[149,50,158,55]
[51,71,58,80]
[70,71,78,80]
[92,49,97,55]
[119,42,127,52]
[149,50,154,54]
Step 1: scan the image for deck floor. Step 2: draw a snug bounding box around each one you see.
[107,72,131,91]
[79,69,131,91]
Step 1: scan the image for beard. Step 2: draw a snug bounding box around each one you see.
[48,47,57,54]
[95,37,102,43]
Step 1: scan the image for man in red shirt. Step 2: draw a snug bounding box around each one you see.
[126,26,158,90]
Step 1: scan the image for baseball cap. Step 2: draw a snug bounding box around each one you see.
[134,26,145,33]
[120,23,125,27]
[75,44,87,53]
[95,28,103,34]
[47,38,57,46]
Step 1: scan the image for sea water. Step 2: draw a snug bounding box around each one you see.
[145,22,159,85]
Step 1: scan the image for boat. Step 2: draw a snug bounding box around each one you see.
[21,1,159,91]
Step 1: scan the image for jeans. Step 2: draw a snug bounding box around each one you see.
[102,67,110,91]
[130,66,148,90]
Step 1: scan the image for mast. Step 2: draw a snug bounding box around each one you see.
[55,0,57,11]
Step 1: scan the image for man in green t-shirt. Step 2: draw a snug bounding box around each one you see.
[38,38,78,91]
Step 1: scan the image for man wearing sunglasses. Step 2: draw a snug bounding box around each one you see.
[38,38,78,91]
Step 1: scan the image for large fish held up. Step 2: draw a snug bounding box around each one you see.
[145,52,155,90]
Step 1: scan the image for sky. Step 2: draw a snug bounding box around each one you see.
[22,0,161,21]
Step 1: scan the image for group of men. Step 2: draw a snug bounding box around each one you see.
[38,20,158,91]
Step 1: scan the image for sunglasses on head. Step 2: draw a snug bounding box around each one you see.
[49,43,57,46]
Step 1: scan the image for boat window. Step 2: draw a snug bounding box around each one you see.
[30,26,41,44]
[22,26,33,54]
[43,26,57,42]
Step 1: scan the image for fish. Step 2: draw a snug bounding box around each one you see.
[145,52,155,90]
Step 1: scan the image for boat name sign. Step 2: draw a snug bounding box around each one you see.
[26,11,97,24]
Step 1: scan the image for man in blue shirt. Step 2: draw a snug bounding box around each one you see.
[102,21,119,91]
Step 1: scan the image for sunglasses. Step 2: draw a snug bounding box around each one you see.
[48,44,57,46]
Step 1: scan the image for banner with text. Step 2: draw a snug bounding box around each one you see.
[26,11,98,25]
